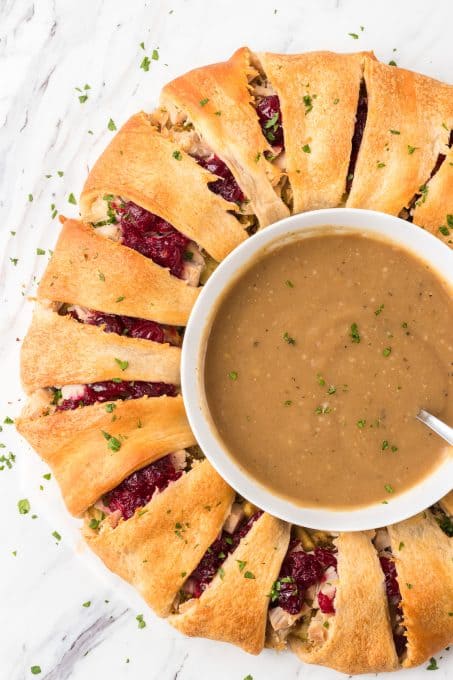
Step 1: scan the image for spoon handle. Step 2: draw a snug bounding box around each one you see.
[416,409,453,446]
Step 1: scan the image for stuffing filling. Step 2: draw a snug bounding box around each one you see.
[399,129,452,222]
[90,195,204,284]
[247,59,292,210]
[61,303,182,346]
[374,528,407,657]
[430,503,453,537]
[52,380,177,411]
[173,500,262,610]
[267,527,338,647]
[85,449,199,530]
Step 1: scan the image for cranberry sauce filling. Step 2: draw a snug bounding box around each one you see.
[380,555,406,656]
[56,380,177,411]
[104,454,183,520]
[346,80,368,193]
[67,307,181,346]
[195,155,245,204]
[271,543,337,616]
[183,510,263,599]
[112,200,191,279]
[256,95,284,149]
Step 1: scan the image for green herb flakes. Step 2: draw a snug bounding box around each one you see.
[136,614,146,629]
[18,498,30,514]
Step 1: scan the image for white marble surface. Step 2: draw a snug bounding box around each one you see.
[1,0,452,677]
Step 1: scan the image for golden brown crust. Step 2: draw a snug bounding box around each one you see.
[80,113,246,262]
[258,51,368,213]
[169,513,290,654]
[16,395,195,516]
[38,219,199,326]
[20,303,181,393]
[85,460,235,617]
[347,58,453,214]
[387,511,453,668]
[412,146,453,248]
[161,47,289,228]
[290,531,398,674]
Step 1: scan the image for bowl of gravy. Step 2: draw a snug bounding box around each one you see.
[182,209,453,530]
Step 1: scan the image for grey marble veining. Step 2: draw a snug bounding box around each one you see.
[1,0,452,678]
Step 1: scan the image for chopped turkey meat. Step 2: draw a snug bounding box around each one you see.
[223,502,245,534]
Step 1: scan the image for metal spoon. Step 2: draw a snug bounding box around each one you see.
[416,409,453,446]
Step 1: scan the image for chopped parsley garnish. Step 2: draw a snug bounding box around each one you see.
[350,322,360,343]
[285,279,294,288]
[383,346,392,357]
[284,399,293,406]
[82,601,91,607]
[317,373,326,386]
[36,248,46,255]
[374,304,384,316]
[30,667,41,675]
[384,483,394,494]
[283,331,295,345]
[98,270,105,281]
[303,94,313,115]
[115,296,125,302]
[236,559,247,571]
[381,440,389,450]
[327,385,336,395]
[172,150,182,160]
[228,371,238,381]
[389,129,400,135]
[43,473,51,480]
[218,566,225,579]
[333,98,339,105]
[28,193,33,202]
[407,145,418,154]
[136,614,146,629]
[152,48,159,60]
[114,358,129,371]
[105,403,116,413]
[398,541,405,550]
[302,143,311,153]
[265,112,279,129]
[357,419,366,429]
[107,118,117,131]
[244,571,255,579]
[68,192,77,205]
[140,56,151,72]
[101,431,122,452]
[183,251,193,261]
[426,657,439,670]
[4,416,14,424]
[52,530,61,541]
[416,184,429,205]
[254,152,261,163]
[315,405,331,415]
[348,32,359,39]
[199,98,209,107]
[388,60,397,66]
[89,518,101,530]
[18,498,30,514]
[377,161,386,168]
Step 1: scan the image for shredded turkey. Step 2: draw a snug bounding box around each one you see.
[169,449,187,471]
[223,502,245,534]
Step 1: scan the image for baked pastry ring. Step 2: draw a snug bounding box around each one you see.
[289,531,399,674]
[16,47,453,674]
[347,58,453,214]
[21,302,181,393]
[85,460,234,617]
[257,50,369,213]
[169,512,290,654]
[387,511,453,668]
[39,218,199,326]
[161,47,290,228]
[80,112,246,262]
[16,395,194,516]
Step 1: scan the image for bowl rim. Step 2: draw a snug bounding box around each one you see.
[181,208,453,531]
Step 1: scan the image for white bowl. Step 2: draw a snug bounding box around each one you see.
[182,208,453,531]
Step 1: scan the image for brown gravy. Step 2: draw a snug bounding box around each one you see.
[204,231,453,509]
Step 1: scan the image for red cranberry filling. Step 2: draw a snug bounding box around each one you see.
[56,380,176,410]
[114,200,191,279]
[183,510,262,599]
[346,81,368,192]
[104,454,182,520]
[68,307,180,345]
[379,555,407,655]
[195,155,245,204]
[272,542,337,615]
[256,95,284,148]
